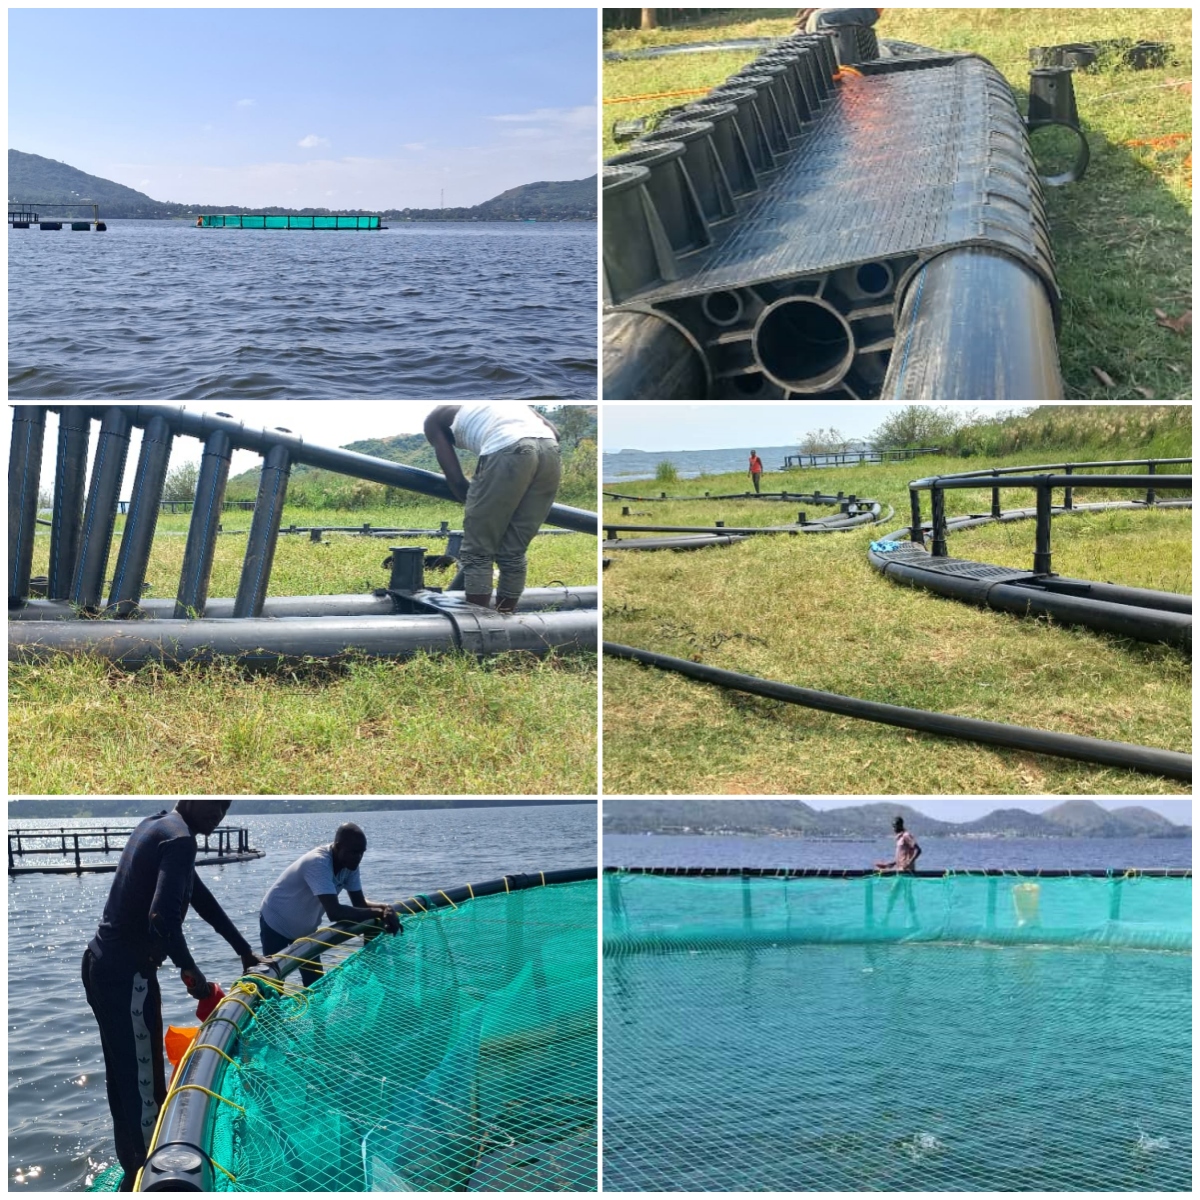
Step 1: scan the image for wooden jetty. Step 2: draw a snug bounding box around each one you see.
[9,202,106,231]
[9,825,264,875]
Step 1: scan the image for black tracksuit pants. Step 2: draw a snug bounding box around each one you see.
[81,948,166,1190]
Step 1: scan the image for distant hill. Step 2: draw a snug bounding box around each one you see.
[9,150,595,221]
[604,799,1190,839]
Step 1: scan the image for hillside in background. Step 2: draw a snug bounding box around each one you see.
[603,799,1190,838]
[9,150,596,221]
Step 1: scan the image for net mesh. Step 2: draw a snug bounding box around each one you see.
[201,215,380,229]
[604,872,1191,1192]
[92,878,596,1192]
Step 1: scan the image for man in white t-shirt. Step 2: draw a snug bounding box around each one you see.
[258,822,400,985]
[424,403,562,611]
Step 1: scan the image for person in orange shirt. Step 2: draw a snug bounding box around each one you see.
[748,451,764,494]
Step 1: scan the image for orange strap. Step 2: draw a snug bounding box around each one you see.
[605,87,711,106]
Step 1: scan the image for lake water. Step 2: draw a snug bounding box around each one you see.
[604,444,803,484]
[603,833,1192,871]
[7,804,596,1191]
[9,221,597,399]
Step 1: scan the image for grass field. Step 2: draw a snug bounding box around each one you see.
[601,450,1191,796]
[9,501,597,796]
[604,8,1192,400]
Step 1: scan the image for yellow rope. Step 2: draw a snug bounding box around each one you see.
[437,890,458,910]
[604,85,711,106]
[170,1083,245,1113]
[176,1041,239,1075]
[466,882,475,899]
[504,876,510,893]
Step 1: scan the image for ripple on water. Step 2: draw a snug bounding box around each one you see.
[9,220,597,398]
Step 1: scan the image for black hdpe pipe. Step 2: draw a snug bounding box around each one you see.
[139,866,597,1191]
[603,310,708,399]
[64,406,597,536]
[883,248,1064,400]
[10,586,599,621]
[605,866,1192,879]
[11,609,596,667]
[603,642,1191,782]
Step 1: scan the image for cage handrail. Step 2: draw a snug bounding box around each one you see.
[602,865,1192,878]
[909,457,1191,488]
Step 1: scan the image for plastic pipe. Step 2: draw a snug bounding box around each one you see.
[47,408,92,600]
[12,610,597,667]
[66,406,597,536]
[71,408,132,610]
[8,406,46,606]
[603,311,707,399]
[883,248,1064,400]
[605,866,1191,879]
[603,641,1190,781]
[109,415,173,615]
[139,867,596,1191]
[232,445,290,618]
[174,431,233,618]
[9,587,599,621]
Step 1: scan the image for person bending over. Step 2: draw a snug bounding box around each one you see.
[258,822,400,987]
[82,801,265,1190]
[424,403,562,611]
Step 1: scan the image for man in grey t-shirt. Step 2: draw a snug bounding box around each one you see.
[259,822,400,985]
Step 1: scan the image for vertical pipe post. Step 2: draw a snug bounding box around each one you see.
[8,405,48,606]
[389,546,427,593]
[741,875,752,934]
[990,471,1002,520]
[864,878,874,930]
[48,408,93,600]
[986,877,997,930]
[909,487,923,545]
[74,834,81,874]
[175,430,233,618]
[234,444,291,618]
[1033,483,1053,574]
[1145,460,1156,506]
[1063,463,1073,511]
[109,414,174,615]
[71,407,132,610]
[1108,878,1122,921]
[930,486,947,557]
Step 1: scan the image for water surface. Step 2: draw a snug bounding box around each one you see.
[10,221,597,399]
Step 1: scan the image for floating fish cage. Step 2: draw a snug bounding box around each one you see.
[8,405,598,667]
[198,214,382,230]
[89,868,598,1192]
[870,457,1192,648]
[603,868,1191,1191]
[602,30,1080,399]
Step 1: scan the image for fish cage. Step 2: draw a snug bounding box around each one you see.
[869,457,1192,648]
[89,868,597,1192]
[199,215,381,230]
[8,405,598,666]
[603,868,1191,1191]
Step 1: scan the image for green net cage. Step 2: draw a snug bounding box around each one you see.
[93,872,596,1192]
[200,215,381,229]
[603,869,1191,1192]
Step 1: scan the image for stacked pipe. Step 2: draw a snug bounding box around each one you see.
[604,30,1066,400]
[8,405,599,665]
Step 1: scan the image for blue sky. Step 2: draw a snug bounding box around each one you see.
[603,403,1023,453]
[10,8,597,209]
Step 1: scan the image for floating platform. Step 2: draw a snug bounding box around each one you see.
[9,850,265,876]
[199,214,381,230]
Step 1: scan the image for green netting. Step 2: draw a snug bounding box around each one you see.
[90,878,596,1192]
[604,872,1191,1192]
[201,215,380,229]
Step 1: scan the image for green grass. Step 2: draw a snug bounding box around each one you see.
[10,500,597,796]
[604,8,1192,399]
[602,452,1191,796]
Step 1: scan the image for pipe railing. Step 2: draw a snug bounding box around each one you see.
[908,459,1192,574]
[9,405,598,617]
[8,825,257,872]
[603,866,1191,878]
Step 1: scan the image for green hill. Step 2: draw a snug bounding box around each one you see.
[10,149,595,221]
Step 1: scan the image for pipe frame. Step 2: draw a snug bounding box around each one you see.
[232,443,290,618]
[8,406,46,607]
[48,408,92,600]
[174,431,233,618]
[71,408,132,610]
[109,415,174,614]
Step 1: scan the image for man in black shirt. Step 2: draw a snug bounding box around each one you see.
[81,801,264,1189]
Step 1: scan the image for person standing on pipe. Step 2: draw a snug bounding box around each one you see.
[258,823,401,987]
[424,404,562,612]
[875,814,921,925]
[748,450,764,495]
[81,801,266,1190]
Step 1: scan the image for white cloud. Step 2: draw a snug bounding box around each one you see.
[236,98,255,108]
[489,105,596,131]
[402,142,427,152]
[298,134,330,149]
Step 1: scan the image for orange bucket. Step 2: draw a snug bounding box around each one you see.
[165,1025,200,1086]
